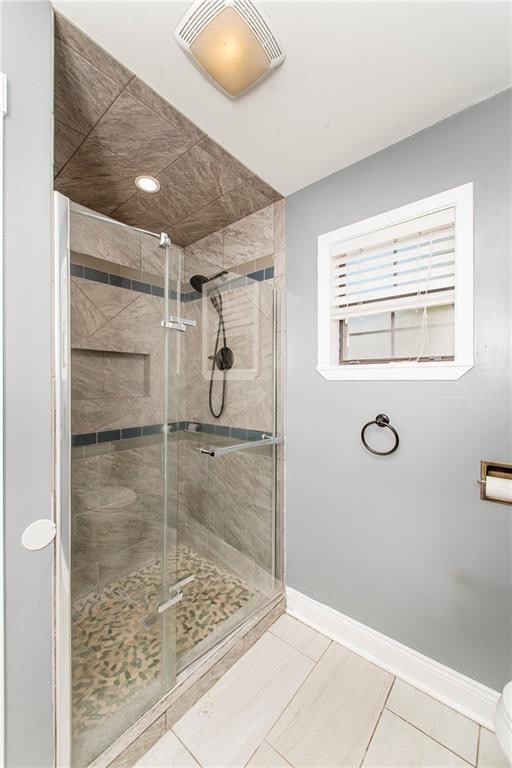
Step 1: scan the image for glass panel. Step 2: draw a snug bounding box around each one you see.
[393,305,455,358]
[69,206,177,767]
[346,329,392,361]
[175,259,281,672]
[341,304,454,363]
[347,313,391,333]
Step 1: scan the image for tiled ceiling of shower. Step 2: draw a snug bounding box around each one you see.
[53,14,282,247]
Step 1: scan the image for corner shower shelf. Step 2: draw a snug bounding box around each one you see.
[198,434,282,457]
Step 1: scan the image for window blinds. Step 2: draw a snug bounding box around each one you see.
[331,207,455,320]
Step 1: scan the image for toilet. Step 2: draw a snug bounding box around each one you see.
[496,682,512,765]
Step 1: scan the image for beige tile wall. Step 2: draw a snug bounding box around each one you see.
[177,434,274,575]
[72,435,165,596]
[181,202,282,431]
[178,200,286,586]
[70,209,173,597]
[70,207,183,434]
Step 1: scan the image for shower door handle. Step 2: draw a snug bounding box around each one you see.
[198,434,282,457]
[157,587,184,614]
[162,316,196,332]
[157,574,194,613]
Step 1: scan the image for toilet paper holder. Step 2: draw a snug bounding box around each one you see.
[479,461,512,506]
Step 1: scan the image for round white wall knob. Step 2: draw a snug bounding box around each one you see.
[21,519,56,551]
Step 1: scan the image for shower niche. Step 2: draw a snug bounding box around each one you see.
[56,196,283,767]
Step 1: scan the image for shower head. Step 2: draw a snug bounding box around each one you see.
[189,274,208,293]
[189,270,227,293]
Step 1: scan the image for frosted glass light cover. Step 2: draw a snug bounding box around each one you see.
[190,7,270,96]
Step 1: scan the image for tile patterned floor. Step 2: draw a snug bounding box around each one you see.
[136,613,509,768]
[72,546,254,737]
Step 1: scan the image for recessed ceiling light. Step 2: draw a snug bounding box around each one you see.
[175,0,285,98]
[135,175,160,193]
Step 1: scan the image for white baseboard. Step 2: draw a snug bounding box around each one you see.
[287,587,499,730]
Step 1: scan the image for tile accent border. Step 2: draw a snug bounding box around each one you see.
[247,266,274,282]
[71,262,275,303]
[71,263,166,297]
[72,421,269,447]
[287,587,500,731]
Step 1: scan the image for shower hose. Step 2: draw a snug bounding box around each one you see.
[209,291,227,419]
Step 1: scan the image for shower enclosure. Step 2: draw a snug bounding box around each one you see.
[54,194,283,767]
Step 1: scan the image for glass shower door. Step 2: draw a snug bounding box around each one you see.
[66,201,179,767]
[174,264,283,671]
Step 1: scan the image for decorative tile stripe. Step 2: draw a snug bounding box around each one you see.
[72,421,268,447]
[185,422,268,441]
[185,267,275,302]
[70,262,167,298]
[71,262,275,303]
[248,266,275,282]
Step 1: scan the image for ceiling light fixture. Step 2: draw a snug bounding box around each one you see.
[135,175,160,193]
[175,0,285,98]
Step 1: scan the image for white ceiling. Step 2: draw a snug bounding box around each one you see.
[53,1,512,196]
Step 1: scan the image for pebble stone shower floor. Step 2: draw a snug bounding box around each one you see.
[72,545,255,737]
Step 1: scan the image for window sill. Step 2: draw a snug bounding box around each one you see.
[316,362,473,381]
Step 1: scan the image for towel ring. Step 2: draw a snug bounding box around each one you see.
[361,414,399,456]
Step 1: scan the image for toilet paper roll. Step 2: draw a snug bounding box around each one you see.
[486,475,512,503]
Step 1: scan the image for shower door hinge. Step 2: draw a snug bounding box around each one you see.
[162,316,196,332]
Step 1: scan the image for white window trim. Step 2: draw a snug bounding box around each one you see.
[317,183,474,381]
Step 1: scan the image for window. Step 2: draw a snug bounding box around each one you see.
[317,183,473,380]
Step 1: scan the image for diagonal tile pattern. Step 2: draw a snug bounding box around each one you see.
[138,614,488,768]
[171,185,271,245]
[57,140,143,216]
[53,14,283,246]
[127,76,205,145]
[267,642,393,767]
[477,727,509,768]
[54,39,124,135]
[247,742,292,767]
[386,678,479,763]
[112,174,200,232]
[362,709,470,768]
[134,731,200,767]
[173,632,314,768]
[161,144,243,208]
[54,12,133,86]
[55,119,85,174]
[88,90,196,172]
[269,613,330,661]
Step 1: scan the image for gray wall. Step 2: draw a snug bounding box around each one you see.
[1,2,54,765]
[286,89,512,690]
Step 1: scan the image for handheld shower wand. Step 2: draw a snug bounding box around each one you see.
[189,273,234,418]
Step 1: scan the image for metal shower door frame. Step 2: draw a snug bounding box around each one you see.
[54,191,72,768]
[53,193,179,766]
